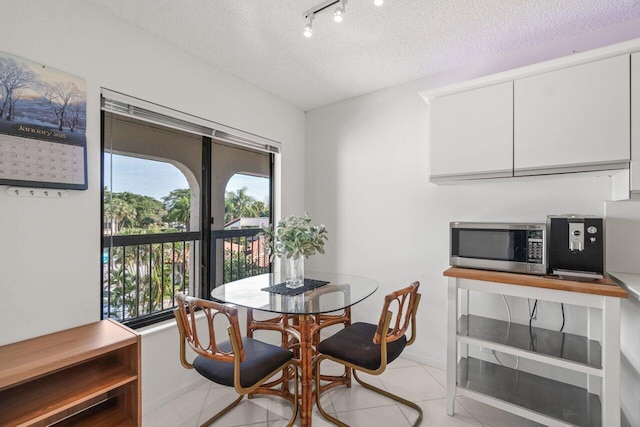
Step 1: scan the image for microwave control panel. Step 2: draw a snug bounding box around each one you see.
[527,229,544,264]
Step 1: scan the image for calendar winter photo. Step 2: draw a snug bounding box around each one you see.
[0,50,87,189]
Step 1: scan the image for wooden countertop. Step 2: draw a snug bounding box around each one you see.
[444,267,628,298]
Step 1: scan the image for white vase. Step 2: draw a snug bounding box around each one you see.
[284,256,304,288]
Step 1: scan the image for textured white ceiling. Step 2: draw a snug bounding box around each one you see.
[83,0,640,111]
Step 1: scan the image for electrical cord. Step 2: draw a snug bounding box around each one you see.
[502,294,511,322]
[560,303,565,332]
[491,295,519,370]
[528,299,538,349]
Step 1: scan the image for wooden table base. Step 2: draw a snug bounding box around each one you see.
[247,309,351,427]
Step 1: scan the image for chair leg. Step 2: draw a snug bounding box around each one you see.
[314,355,348,427]
[353,370,423,427]
[200,394,244,427]
[282,364,299,427]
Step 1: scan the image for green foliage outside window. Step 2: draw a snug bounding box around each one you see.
[104,184,272,321]
[104,242,191,321]
[224,187,269,224]
[104,187,190,234]
[222,240,269,284]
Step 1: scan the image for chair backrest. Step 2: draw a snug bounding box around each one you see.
[174,293,245,367]
[308,283,351,313]
[373,282,421,345]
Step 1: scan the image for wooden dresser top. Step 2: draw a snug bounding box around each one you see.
[0,319,138,390]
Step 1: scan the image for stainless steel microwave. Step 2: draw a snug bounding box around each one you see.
[450,222,547,275]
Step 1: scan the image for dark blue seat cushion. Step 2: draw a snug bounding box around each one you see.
[193,337,293,388]
[318,322,407,371]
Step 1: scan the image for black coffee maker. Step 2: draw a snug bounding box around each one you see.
[547,215,604,280]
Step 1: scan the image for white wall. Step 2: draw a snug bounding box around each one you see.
[305,21,640,369]
[0,0,305,414]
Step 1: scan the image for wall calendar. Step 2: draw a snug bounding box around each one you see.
[0,50,87,190]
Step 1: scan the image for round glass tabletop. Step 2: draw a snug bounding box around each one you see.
[210,271,379,315]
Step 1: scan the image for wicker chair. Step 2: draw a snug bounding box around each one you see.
[314,282,423,426]
[174,293,299,426]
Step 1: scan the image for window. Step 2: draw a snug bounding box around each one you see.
[101,91,279,327]
[102,114,202,327]
[218,174,271,283]
[210,145,273,286]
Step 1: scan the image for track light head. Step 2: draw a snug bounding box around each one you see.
[334,3,344,22]
[304,22,313,37]
[303,13,314,37]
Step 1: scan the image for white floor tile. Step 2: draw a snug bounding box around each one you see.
[313,387,337,417]
[264,394,299,421]
[400,397,483,426]
[143,403,185,427]
[316,359,349,377]
[333,403,411,427]
[197,390,269,427]
[376,364,446,401]
[295,414,338,427]
[422,364,447,389]
[143,385,210,427]
[387,357,423,369]
[325,376,392,413]
[457,396,545,427]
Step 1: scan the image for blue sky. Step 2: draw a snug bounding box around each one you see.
[104,154,269,202]
[226,173,270,202]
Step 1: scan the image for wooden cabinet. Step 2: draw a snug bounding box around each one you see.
[429,82,513,182]
[445,268,627,426]
[632,53,640,192]
[513,55,630,176]
[0,320,141,426]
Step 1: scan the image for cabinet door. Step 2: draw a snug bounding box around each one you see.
[632,53,640,192]
[514,55,630,175]
[429,82,513,182]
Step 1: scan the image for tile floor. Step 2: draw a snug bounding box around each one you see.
[144,358,544,427]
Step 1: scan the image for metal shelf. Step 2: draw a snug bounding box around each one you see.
[458,314,602,375]
[458,357,601,427]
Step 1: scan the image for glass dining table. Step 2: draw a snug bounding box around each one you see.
[211,271,378,427]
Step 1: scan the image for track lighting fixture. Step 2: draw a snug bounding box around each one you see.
[303,0,351,37]
[303,0,385,37]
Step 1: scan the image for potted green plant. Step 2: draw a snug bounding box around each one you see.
[262,213,328,288]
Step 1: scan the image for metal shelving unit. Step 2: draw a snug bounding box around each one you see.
[445,267,627,427]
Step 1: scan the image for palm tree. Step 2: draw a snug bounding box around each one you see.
[246,200,268,218]
[224,187,252,223]
[104,197,137,234]
[163,189,191,230]
[224,187,268,223]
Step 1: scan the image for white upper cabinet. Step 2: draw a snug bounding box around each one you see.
[632,53,640,192]
[513,55,630,175]
[429,82,513,182]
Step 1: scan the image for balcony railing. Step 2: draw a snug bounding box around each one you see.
[211,228,271,285]
[103,228,271,327]
[102,232,200,327]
